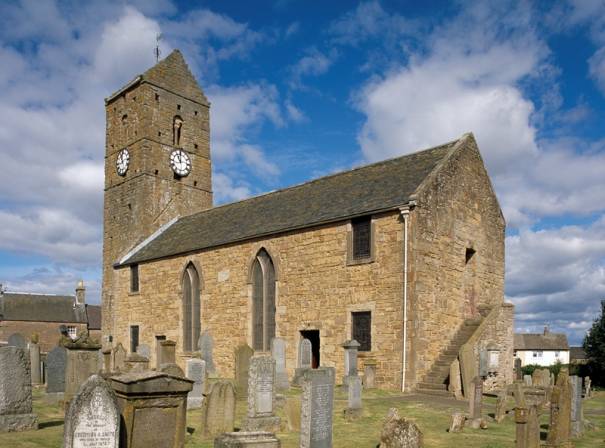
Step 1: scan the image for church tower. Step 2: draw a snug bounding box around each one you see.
[101,50,213,341]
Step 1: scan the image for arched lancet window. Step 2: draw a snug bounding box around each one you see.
[173,115,183,147]
[252,249,276,351]
[182,263,201,352]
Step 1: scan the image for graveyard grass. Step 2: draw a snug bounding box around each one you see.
[2,387,604,447]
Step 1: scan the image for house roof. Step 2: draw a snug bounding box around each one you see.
[120,135,468,266]
[570,346,587,360]
[86,305,102,330]
[0,292,87,324]
[514,333,569,351]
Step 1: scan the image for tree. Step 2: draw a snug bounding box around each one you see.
[583,299,605,384]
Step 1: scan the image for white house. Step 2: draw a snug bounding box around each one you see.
[514,328,570,367]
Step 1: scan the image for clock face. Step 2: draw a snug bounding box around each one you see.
[170,149,191,177]
[116,148,130,176]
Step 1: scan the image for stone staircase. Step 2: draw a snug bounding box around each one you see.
[415,318,482,397]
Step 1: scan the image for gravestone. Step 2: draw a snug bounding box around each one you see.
[46,345,67,393]
[448,359,462,400]
[201,380,236,437]
[29,342,41,385]
[495,390,507,423]
[159,362,185,377]
[285,397,301,431]
[198,331,215,374]
[136,343,151,359]
[570,375,583,438]
[448,412,465,433]
[468,376,483,429]
[523,375,532,386]
[514,358,522,381]
[214,432,280,448]
[64,375,119,448]
[363,360,377,389]
[271,338,289,391]
[243,354,281,432]
[111,370,193,448]
[293,338,312,385]
[379,408,423,448]
[545,371,572,447]
[102,349,112,373]
[158,340,176,366]
[300,367,334,448]
[112,343,127,372]
[7,333,27,348]
[341,339,360,387]
[532,368,549,388]
[186,358,206,409]
[0,346,38,432]
[344,375,362,421]
[123,353,149,373]
[584,376,591,398]
[64,338,101,403]
[235,344,254,398]
[526,405,540,448]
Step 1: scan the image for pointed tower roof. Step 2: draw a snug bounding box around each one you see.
[106,50,208,105]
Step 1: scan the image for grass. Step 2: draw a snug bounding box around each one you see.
[1,386,603,447]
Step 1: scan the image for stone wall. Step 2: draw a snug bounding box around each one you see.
[406,136,507,389]
[110,212,406,389]
[0,321,88,353]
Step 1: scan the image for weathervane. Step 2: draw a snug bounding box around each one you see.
[154,33,162,62]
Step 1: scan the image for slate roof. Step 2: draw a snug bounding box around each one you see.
[86,305,102,330]
[514,333,569,351]
[0,292,87,324]
[570,346,587,361]
[121,136,465,266]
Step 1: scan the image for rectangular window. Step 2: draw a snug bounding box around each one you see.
[130,264,139,293]
[555,351,560,358]
[130,325,139,353]
[352,311,371,351]
[533,351,543,358]
[352,217,371,260]
[67,326,77,340]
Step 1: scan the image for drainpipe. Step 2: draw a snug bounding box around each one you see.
[399,202,415,392]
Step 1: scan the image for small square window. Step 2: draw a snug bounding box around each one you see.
[352,217,371,260]
[130,264,139,293]
[352,311,371,351]
[67,326,77,340]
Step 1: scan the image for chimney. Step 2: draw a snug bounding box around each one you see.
[75,280,86,305]
[543,325,549,335]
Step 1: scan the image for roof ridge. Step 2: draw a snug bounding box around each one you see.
[3,292,74,297]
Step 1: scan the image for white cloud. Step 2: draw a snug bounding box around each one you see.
[212,172,251,203]
[288,48,336,88]
[240,145,280,177]
[589,47,605,95]
[58,162,104,191]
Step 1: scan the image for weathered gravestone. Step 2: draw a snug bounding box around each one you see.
[214,431,281,448]
[468,376,483,429]
[341,339,360,388]
[123,353,149,373]
[46,345,67,393]
[101,349,112,374]
[186,358,206,409]
[495,390,508,423]
[110,370,193,448]
[235,344,254,398]
[448,359,462,400]
[584,376,591,398]
[201,380,236,437]
[363,360,377,389]
[523,375,532,386]
[64,374,119,448]
[29,342,41,385]
[344,375,362,421]
[243,354,281,432]
[158,340,176,366]
[7,333,27,348]
[379,407,423,448]
[570,375,583,438]
[0,346,38,432]
[271,338,289,391]
[545,371,572,447]
[514,358,523,381]
[532,368,550,388]
[136,343,151,359]
[198,330,216,374]
[513,405,540,448]
[64,337,101,404]
[293,338,312,385]
[112,343,127,372]
[448,412,465,433]
[300,367,334,448]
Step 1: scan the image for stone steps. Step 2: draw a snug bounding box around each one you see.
[417,382,447,390]
[416,388,454,397]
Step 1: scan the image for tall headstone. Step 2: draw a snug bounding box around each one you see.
[271,338,289,391]
[46,345,67,394]
[186,358,206,409]
[514,406,529,448]
[584,376,591,398]
[570,375,583,438]
[64,337,101,404]
[64,375,120,448]
[7,333,27,348]
[112,343,127,372]
[29,342,41,385]
[0,346,38,432]
[111,371,193,448]
[468,376,483,429]
[235,344,254,398]
[514,358,522,381]
[300,367,334,448]
[293,338,313,385]
[201,380,236,437]
[341,339,360,387]
[448,359,462,399]
[102,349,112,373]
[344,375,362,421]
[198,331,215,374]
[545,371,572,447]
[242,354,281,432]
[495,390,507,423]
[526,405,540,448]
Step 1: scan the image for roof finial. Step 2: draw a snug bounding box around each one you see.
[154,33,162,62]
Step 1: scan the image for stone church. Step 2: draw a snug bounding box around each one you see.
[102,50,513,393]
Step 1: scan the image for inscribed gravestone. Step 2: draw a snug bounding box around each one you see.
[7,333,27,348]
[235,344,254,398]
[64,375,119,448]
[271,338,289,391]
[186,358,206,409]
[243,354,280,432]
[46,345,67,393]
[0,346,38,432]
[300,367,334,448]
[201,380,236,437]
[198,331,215,373]
[570,375,583,438]
[546,371,572,447]
[344,375,362,421]
[299,338,312,368]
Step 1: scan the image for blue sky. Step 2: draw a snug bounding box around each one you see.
[0,0,604,345]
